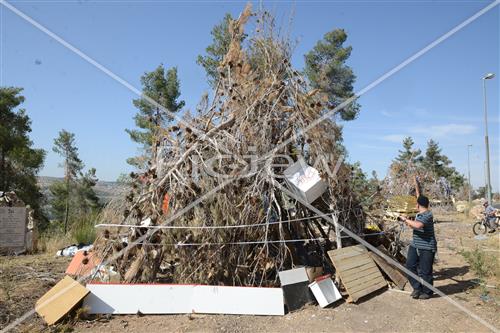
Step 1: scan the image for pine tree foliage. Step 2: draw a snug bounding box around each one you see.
[50,130,100,232]
[197,13,242,87]
[395,136,423,165]
[304,29,359,121]
[0,87,46,223]
[126,65,185,169]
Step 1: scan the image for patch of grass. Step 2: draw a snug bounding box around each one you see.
[38,232,73,254]
[71,214,97,245]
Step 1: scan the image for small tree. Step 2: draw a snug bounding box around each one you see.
[395,137,423,166]
[0,87,46,226]
[126,65,185,169]
[422,139,464,191]
[50,130,99,233]
[304,29,359,120]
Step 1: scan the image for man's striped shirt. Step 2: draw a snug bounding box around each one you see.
[412,210,437,251]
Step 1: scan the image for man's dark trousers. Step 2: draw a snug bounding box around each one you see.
[406,245,435,295]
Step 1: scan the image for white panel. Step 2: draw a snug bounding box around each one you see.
[309,278,342,308]
[84,284,193,314]
[84,284,284,316]
[194,286,284,315]
[278,267,309,286]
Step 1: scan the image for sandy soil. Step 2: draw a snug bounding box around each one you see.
[1,212,498,333]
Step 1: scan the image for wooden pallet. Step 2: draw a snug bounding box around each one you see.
[369,245,407,290]
[328,245,387,303]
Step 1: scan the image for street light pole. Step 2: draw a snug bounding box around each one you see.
[482,73,495,203]
[467,144,472,205]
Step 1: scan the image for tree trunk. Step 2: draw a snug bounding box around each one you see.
[64,157,70,234]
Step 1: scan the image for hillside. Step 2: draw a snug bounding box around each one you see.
[37,176,125,205]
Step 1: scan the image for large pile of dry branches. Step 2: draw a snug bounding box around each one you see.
[93,5,366,287]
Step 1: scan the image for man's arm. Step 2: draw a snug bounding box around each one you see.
[399,215,424,230]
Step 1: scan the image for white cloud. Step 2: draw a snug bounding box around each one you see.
[411,123,476,138]
[381,134,407,143]
[380,110,393,117]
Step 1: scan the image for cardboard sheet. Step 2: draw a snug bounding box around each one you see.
[35,276,89,325]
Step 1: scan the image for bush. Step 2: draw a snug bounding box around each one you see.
[459,247,496,281]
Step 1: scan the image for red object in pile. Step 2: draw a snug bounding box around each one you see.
[162,193,170,215]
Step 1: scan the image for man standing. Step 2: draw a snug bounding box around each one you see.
[483,201,498,232]
[399,195,436,300]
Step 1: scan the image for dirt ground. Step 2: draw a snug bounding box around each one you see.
[0,211,498,333]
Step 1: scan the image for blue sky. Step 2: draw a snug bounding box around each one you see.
[1,1,499,191]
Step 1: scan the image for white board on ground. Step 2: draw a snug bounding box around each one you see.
[84,283,284,316]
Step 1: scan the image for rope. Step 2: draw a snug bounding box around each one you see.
[94,213,333,230]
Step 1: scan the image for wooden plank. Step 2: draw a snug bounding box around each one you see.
[348,280,388,303]
[328,245,387,303]
[341,266,380,283]
[328,245,366,259]
[334,256,374,271]
[330,250,365,262]
[346,274,386,294]
[343,271,384,289]
[369,252,407,290]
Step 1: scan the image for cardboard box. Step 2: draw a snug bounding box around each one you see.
[284,160,327,204]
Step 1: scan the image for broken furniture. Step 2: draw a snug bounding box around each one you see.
[328,245,387,303]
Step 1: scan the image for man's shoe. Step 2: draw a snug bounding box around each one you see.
[419,293,431,300]
[411,290,420,299]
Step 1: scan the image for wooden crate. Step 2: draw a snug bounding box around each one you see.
[328,245,387,303]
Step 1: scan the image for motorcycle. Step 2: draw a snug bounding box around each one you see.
[472,213,499,235]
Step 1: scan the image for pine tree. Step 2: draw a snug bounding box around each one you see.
[126,65,185,169]
[50,130,99,233]
[197,13,242,87]
[395,137,423,165]
[0,87,46,225]
[422,139,464,190]
[304,29,359,120]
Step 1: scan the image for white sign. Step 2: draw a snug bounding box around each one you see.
[0,207,27,252]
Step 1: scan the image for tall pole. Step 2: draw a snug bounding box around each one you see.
[482,74,494,203]
[467,145,472,205]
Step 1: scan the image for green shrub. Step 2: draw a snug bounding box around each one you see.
[459,247,495,281]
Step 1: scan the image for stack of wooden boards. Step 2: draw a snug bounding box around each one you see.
[328,245,407,302]
[384,195,418,222]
